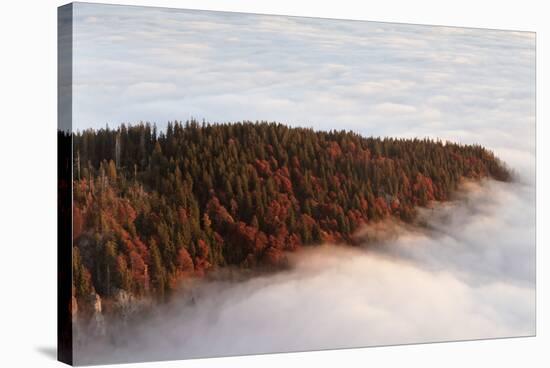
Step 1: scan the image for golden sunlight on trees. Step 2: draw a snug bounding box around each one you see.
[72,121,512,303]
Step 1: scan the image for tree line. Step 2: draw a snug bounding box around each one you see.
[72,121,512,310]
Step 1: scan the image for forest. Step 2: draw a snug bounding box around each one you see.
[71,121,512,313]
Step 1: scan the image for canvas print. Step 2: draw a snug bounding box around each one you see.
[58,2,536,366]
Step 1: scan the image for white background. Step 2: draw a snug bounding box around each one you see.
[0,0,546,367]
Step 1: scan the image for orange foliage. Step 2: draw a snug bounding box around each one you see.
[73,207,84,240]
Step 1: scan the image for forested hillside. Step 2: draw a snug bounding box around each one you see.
[72,121,511,305]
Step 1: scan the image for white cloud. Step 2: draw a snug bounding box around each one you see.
[125,82,178,99]
[372,102,418,114]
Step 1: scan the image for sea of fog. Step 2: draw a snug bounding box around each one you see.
[75,179,535,365]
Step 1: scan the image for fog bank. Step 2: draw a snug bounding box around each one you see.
[75,180,535,365]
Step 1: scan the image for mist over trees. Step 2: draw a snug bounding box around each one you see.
[71,121,512,308]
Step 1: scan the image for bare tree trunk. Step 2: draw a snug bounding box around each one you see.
[76,150,81,180]
[115,133,121,168]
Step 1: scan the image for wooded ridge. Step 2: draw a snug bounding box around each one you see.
[70,121,512,311]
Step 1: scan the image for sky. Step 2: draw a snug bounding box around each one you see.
[71,3,536,364]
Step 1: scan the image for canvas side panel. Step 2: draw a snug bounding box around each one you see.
[58,3,73,366]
